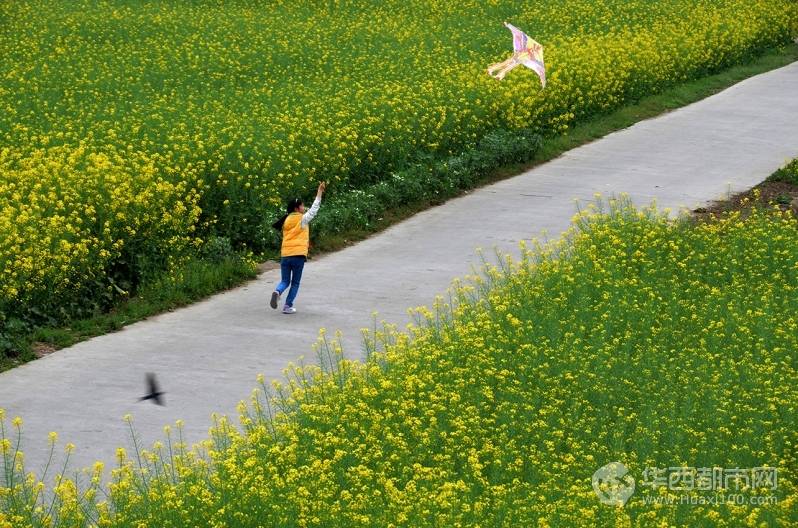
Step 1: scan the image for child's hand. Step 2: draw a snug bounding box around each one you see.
[317,181,326,196]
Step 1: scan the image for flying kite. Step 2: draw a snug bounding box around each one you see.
[487,22,546,87]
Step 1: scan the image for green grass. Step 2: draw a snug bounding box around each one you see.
[768,157,798,185]
[2,255,257,370]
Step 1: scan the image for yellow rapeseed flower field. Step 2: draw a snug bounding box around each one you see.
[2,197,797,526]
[1,0,796,332]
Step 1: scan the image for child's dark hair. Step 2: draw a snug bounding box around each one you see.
[286,198,302,213]
[272,198,303,231]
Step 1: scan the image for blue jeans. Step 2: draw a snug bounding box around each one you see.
[276,256,305,307]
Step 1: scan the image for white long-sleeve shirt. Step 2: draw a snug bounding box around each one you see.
[300,196,321,228]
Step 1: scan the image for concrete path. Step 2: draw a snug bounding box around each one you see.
[2,62,798,477]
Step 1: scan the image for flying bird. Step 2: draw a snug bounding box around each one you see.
[487,22,546,87]
[138,373,165,405]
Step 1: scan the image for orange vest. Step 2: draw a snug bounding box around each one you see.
[281,212,309,257]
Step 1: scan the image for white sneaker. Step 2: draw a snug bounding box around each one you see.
[270,291,280,309]
[282,305,296,314]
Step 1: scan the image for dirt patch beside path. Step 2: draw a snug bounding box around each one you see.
[692,180,798,220]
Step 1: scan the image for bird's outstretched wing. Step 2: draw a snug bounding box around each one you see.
[504,22,528,53]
